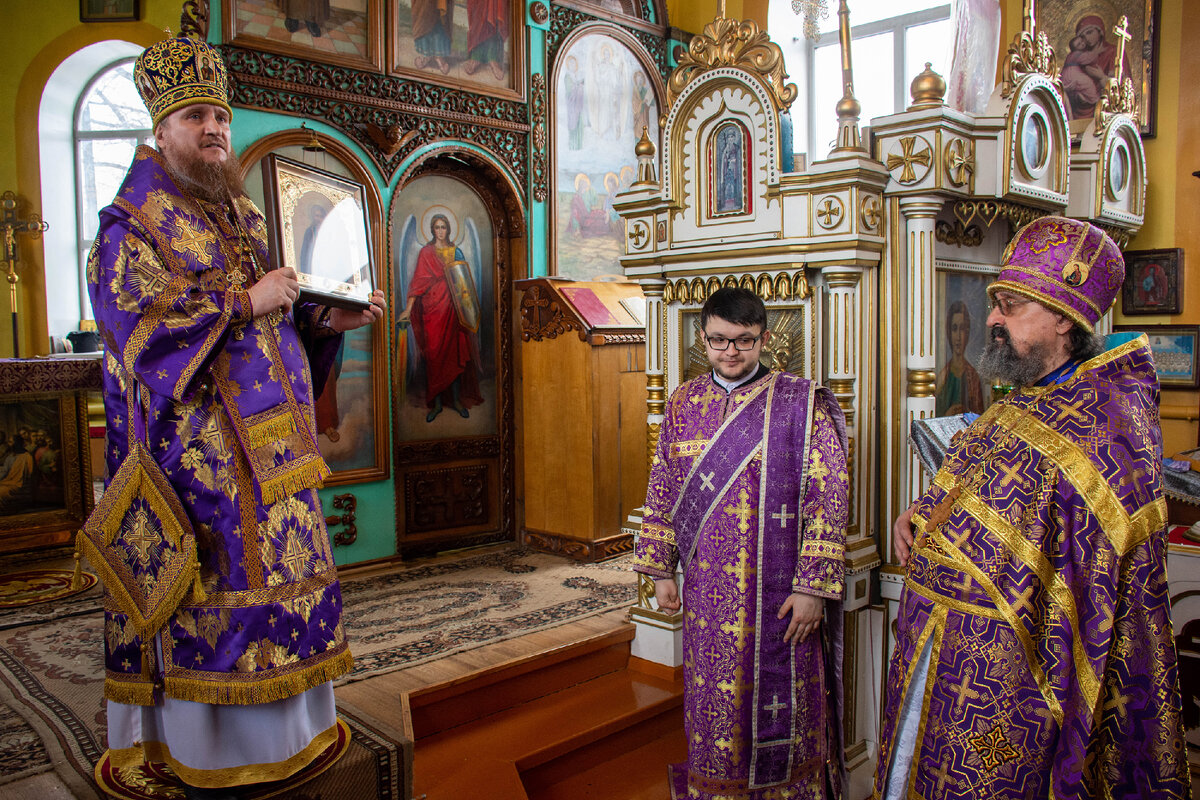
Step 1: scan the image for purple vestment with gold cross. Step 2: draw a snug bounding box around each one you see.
[875,334,1190,798]
[86,146,352,710]
[633,369,849,800]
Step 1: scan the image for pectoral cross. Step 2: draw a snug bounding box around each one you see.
[1112,16,1131,84]
[924,485,961,533]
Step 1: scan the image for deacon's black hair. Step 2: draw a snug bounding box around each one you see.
[700,287,767,332]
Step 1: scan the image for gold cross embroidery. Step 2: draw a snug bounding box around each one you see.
[998,462,1024,489]
[720,607,755,652]
[722,547,756,593]
[724,489,754,533]
[948,669,981,714]
[1011,585,1036,615]
[1053,399,1088,424]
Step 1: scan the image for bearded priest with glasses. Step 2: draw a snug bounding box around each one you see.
[875,216,1188,799]
[632,286,850,799]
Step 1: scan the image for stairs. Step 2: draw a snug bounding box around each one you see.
[409,622,686,799]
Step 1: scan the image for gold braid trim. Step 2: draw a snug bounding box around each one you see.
[933,470,1100,712]
[162,646,352,706]
[104,720,344,789]
[246,412,297,451]
[257,456,331,506]
[103,675,156,706]
[994,405,1165,556]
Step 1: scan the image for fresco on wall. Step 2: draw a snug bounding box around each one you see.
[554,32,658,280]
[391,0,517,95]
[392,175,498,442]
[226,0,376,69]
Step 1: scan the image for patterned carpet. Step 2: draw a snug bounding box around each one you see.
[0,545,635,796]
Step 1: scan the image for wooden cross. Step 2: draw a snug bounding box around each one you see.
[1112,16,1132,84]
[772,503,796,528]
[949,670,981,713]
[720,606,756,652]
[924,485,962,533]
[765,694,787,720]
[700,471,716,491]
[722,547,756,593]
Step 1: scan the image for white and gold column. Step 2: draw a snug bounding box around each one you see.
[627,276,683,667]
[899,197,942,507]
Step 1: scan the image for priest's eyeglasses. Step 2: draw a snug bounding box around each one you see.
[704,334,762,351]
[989,294,1032,316]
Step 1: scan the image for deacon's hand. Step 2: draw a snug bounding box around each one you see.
[654,577,681,612]
[778,591,823,645]
[893,502,917,567]
[330,290,386,332]
[249,267,300,319]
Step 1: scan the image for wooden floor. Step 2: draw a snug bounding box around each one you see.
[0,543,638,800]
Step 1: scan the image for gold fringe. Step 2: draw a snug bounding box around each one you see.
[247,414,297,451]
[190,560,208,604]
[104,676,156,706]
[258,458,331,506]
[141,641,154,682]
[162,648,353,706]
[77,532,198,641]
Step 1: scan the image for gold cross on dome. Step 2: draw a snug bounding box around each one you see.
[1113,16,1132,84]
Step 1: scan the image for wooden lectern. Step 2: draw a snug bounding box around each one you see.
[516,278,647,561]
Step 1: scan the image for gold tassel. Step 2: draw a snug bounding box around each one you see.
[71,532,85,590]
[190,561,207,604]
[141,640,154,683]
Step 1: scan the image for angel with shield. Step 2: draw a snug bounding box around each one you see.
[397,206,484,422]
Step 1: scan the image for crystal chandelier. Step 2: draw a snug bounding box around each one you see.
[791,0,829,40]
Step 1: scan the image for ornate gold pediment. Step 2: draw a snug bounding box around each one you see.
[1001,29,1060,99]
[667,16,798,114]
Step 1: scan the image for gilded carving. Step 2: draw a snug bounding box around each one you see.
[885,136,933,185]
[1001,15,1060,99]
[628,219,651,250]
[944,138,975,188]
[180,0,210,39]
[815,196,844,229]
[860,195,881,232]
[647,421,662,476]
[935,219,984,248]
[530,1,550,25]
[953,199,1047,232]
[531,73,548,202]
[667,17,798,113]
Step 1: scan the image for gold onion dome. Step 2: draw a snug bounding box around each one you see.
[635,126,656,157]
[909,62,946,109]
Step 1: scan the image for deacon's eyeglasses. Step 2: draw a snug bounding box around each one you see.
[704,334,762,351]
[989,294,1032,316]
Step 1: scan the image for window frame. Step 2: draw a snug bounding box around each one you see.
[71,57,153,323]
[801,3,951,160]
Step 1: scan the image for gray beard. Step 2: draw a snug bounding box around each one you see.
[977,327,1052,388]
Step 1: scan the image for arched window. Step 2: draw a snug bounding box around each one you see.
[73,59,153,312]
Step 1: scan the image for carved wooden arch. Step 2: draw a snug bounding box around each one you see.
[236,128,391,487]
[387,145,524,557]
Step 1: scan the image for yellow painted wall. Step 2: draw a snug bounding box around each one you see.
[1,2,177,357]
[667,0,766,34]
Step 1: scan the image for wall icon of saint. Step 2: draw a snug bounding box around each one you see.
[397,206,485,422]
[936,300,985,416]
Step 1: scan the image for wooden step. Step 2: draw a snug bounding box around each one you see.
[412,654,683,799]
[409,624,636,739]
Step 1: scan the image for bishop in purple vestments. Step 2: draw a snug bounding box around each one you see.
[878,217,1189,799]
[82,36,384,798]
[633,287,849,800]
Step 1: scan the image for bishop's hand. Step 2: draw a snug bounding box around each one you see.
[893,502,917,566]
[249,267,299,319]
[329,290,386,332]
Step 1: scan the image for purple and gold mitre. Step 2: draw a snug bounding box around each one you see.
[988,216,1124,332]
[133,35,231,126]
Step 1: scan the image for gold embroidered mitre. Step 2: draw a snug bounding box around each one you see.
[134,35,231,126]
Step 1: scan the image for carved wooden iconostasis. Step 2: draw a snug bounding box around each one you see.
[174,0,674,562]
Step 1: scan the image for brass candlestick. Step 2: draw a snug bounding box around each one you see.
[0,191,49,358]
